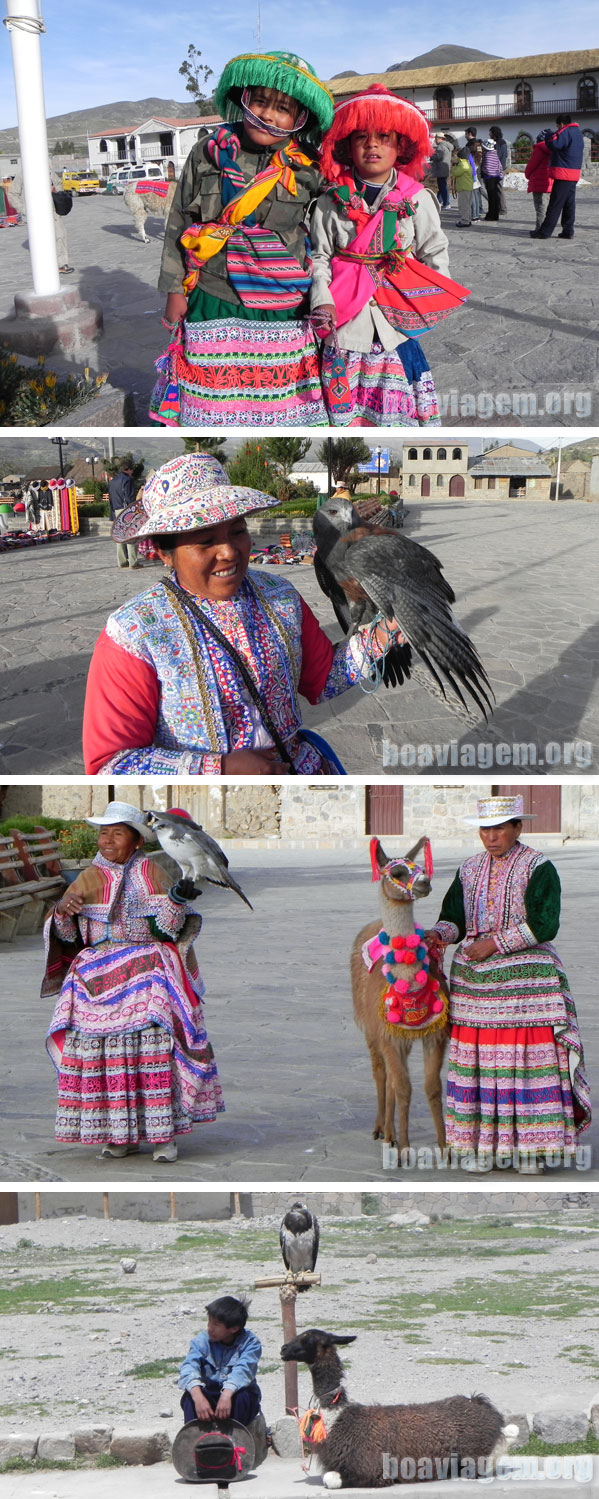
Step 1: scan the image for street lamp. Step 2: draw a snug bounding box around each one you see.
[375,444,383,496]
[85,454,101,482]
[50,434,68,477]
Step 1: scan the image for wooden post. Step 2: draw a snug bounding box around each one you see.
[34,1192,42,1221]
[280,1283,299,1416]
[0,1193,19,1225]
[169,1192,177,1221]
[232,1192,241,1218]
[102,1193,110,1220]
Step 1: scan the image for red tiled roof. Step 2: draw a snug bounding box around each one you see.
[88,115,221,137]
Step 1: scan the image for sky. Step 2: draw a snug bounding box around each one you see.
[1,0,597,132]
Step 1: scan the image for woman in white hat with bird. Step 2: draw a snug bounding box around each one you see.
[43,802,223,1163]
[427,796,590,1173]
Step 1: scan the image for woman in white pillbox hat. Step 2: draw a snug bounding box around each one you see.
[43,802,223,1164]
[427,796,590,1173]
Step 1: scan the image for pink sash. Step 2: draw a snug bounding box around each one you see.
[330,175,421,327]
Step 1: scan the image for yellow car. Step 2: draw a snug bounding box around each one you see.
[62,170,101,195]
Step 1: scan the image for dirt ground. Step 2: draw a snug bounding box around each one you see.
[1,1205,599,1443]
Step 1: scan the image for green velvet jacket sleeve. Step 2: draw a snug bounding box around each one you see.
[494,859,561,953]
[432,871,466,944]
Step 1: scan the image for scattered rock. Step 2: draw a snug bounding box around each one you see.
[110,1429,172,1465]
[365,1252,378,1264]
[37,1433,76,1461]
[158,1409,173,1419]
[591,1401,599,1436]
[505,1413,530,1444]
[387,1210,430,1228]
[533,1409,589,1444]
[74,1426,113,1456]
[248,1411,269,1466]
[120,1258,137,1275]
[0,1435,37,1460]
[270,1415,303,1459]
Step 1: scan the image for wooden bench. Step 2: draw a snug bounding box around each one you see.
[0,828,66,941]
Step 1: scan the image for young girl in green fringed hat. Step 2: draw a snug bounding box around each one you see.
[151,51,334,427]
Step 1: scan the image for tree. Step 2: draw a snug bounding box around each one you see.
[53,139,76,155]
[225,441,279,495]
[105,452,145,488]
[261,437,312,478]
[179,45,214,110]
[181,436,228,458]
[316,436,372,489]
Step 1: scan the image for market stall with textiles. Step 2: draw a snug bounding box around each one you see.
[1,479,80,552]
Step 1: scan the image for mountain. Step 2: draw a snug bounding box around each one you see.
[0,97,212,154]
[386,45,502,71]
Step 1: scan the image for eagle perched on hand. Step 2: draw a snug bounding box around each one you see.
[280,1202,320,1289]
[312,497,493,721]
[145,809,253,909]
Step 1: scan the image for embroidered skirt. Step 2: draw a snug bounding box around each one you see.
[150,317,327,427]
[321,337,440,428]
[445,1023,580,1155]
[55,1024,223,1144]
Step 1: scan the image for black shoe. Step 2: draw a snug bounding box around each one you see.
[557,232,573,239]
[529,230,544,238]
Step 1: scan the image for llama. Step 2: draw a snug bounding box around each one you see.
[351,837,450,1153]
[281,1328,518,1491]
[123,181,177,242]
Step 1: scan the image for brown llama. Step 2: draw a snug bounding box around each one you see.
[351,836,450,1153]
[281,1328,518,1490]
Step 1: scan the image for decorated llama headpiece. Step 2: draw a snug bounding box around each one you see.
[370,835,434,891]
[320,83,432,182]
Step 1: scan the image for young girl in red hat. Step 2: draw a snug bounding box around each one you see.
[311,84,470,426]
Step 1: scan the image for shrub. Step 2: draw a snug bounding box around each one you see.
[0,816,98,861]
[0,349,108,426]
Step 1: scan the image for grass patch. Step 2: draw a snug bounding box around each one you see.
[513,1434,599,1456]
[417,1357,480,1367]
[0,1455,125,1474]
[125,1356,180,1380]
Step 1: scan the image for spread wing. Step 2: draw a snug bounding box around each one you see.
[328,530,494,720]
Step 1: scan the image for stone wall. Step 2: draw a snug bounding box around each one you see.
[279,785,366,847]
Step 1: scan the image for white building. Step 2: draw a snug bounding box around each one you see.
[290,460,329,493]
[327,49,599,154]
[88,114,221,180]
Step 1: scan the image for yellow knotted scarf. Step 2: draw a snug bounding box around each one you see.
[181,141,312,294]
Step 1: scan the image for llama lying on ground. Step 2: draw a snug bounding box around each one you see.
[281,1328,518,1491]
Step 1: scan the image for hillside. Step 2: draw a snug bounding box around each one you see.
[0,97,210,154]
[386,45,501,70]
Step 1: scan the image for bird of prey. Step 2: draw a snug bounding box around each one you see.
[280,1202,320,1288]
[145,809,253,909]
[312,497,494,722]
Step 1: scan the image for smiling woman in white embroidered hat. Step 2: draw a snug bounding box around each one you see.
[426,797,591,1174]
[82,453,398,778]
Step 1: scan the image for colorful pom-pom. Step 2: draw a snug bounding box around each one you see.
[415,970,427,985]
[416,945,427,960]
[395,979,410,995]
[379,931,390,946]
[402,951,416,965]
[391,935,406,950]
[405,933,420,949]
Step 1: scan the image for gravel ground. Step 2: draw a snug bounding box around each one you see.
[1,1207,599,1442]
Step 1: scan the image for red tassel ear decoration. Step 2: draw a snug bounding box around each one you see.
[424,838,434,879]
[370,837,382,881]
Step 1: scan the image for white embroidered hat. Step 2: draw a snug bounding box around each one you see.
[112,453,279,543]
[464,796,536,828]
[86,802,155,839]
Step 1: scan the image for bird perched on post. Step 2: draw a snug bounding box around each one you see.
[145,809,253,909]
[312,497,493,721]
[280,1202,320,1288]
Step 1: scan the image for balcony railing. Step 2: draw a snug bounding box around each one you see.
[93,148,132,164]
[423,95,594,124]
[139,142,174,160]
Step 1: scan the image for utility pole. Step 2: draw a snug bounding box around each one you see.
[50,435,68,477]
[554,438,563,502]
[3,0,59,296]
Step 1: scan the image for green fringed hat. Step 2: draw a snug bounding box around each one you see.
[216,50,334,140]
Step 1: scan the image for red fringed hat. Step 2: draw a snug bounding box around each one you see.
[320,82,432,182]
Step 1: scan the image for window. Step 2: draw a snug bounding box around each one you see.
[578,76,598,110]
[408,474,417,487]
[422,448,432,461]
[434,87,454,122]
[474,477,483,490]
[437,448,447,460]
[452,447,462,460]
[514,80,533,113]
[407,448,418,461]
[487,476,496,490]
[99,138,107,153]
[437,475,444,487]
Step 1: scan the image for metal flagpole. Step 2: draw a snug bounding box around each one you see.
[3,0,60,297]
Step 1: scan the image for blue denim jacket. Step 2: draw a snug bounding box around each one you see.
[179,1328,262,1393]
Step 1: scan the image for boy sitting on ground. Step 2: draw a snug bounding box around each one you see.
[179,1294,262,1427]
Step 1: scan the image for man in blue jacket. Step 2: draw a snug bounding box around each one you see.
[108,462,141,570]
[530,115,584,240]
[179,1294,262,1427]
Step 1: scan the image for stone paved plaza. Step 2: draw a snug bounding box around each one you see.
[1,844,597,1184]
[0,185,598,425]
[0,498,597,775]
